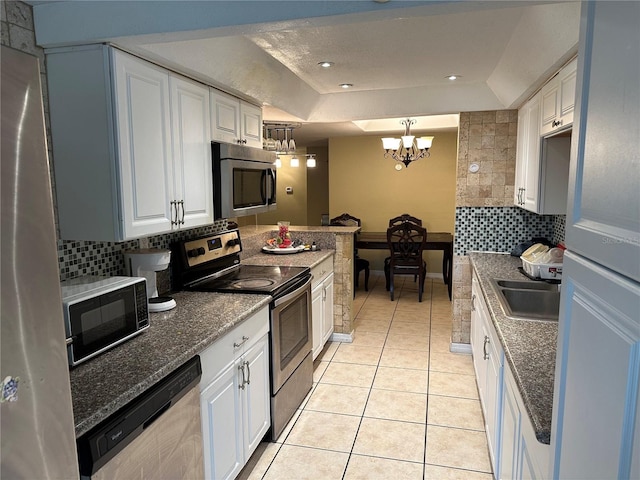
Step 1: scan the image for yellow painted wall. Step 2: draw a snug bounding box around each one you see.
[306,146,329,226]
[328,132,458,272]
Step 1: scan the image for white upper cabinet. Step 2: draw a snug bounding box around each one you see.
[515,88,571,215]
[210,88,263,148]
[47,45,213,241]
[514,92,542,212]
[112,50,175,238]
[540,58,578,136]
[169,74,213,230]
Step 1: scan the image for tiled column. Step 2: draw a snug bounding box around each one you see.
[333,233,354,335]
[452,110,518,345]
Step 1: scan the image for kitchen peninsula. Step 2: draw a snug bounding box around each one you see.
[238,225,360,341]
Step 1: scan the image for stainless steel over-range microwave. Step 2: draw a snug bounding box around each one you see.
[61,276,149,366]
[212,141,277,219]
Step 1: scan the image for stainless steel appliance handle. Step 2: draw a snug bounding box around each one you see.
[273,275,312,307]
[267,169,277,204]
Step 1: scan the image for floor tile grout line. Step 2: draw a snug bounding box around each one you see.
[340,277,398,480]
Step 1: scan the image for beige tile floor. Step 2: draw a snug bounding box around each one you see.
[238,272,493,480]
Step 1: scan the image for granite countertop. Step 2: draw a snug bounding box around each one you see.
[469,252,558,445]
[242,249,335,268]
[69,291,271,437]
[239,225,359,236]
[69,250,335,438]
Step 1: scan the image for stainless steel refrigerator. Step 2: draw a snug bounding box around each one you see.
[1,46,78,478]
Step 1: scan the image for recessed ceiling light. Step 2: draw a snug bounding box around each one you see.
[339,83,353,89]
[446,74,462,81]
[318,61,334,68]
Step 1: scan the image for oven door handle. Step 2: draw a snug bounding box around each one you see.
[273,275,312,307]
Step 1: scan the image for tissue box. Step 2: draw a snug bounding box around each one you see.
[521,257,563,280]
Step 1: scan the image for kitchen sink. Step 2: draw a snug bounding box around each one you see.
[491,278,560,322]
[494,279,558,291]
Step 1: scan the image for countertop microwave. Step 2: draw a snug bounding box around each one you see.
[212,141,277,219]
[61,276,149,367]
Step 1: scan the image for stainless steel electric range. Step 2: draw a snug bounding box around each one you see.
[171,230,313,440]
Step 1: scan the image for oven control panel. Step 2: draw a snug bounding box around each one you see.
[181,231,242,268]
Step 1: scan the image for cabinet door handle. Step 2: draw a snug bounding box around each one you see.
[471,294,476,312]
[238,363,246,390]
[483,335,490,360]
[170,200,178,226]
[242,139,247,144]
[179,200,185,225]
[233,335,249,349]
[244,360,251,385]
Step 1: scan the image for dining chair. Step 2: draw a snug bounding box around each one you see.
[385,214,423,290]
[329,213,370,292]
[388,213,423,227]
[385,222,428,302]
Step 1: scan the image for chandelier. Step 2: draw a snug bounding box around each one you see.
[382,118,434,170]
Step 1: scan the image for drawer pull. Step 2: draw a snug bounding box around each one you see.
[233,336,249,349]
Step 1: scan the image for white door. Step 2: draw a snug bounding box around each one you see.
[522,93,541,212]
[200,364,243,480]
[500,371,521,480]
[565,2,640,283]
[112,50,174,239]
[322,274,335,345]
[170,75,213,229]
[552,252,640,479]
[241,334,271,458]
[311,282,324,360]
[485,330,503,474]
[210,89,240,144]
[557,59,577,128]
[514,106,528,207]
[240,101,263,148]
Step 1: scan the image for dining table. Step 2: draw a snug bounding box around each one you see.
[355,231,454,300]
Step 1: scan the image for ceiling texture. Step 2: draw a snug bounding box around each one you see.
[29,0,580,146]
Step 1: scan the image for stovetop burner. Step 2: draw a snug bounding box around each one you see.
[228,278,275,289]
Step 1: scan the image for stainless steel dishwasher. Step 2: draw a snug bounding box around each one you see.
[77,356,204,479]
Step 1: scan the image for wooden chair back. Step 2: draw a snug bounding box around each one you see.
[386,222,427,270]
[388,214,422,227]
[330,213,361,227]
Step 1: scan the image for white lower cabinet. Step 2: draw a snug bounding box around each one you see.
[199,307,270,480]
[500,367,550,480]
[471,273,503,475]
[473,272,551,480]
[311,256,335,360]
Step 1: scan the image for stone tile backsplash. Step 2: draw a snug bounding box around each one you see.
[454,206,562,255]
[58,220,228,281]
